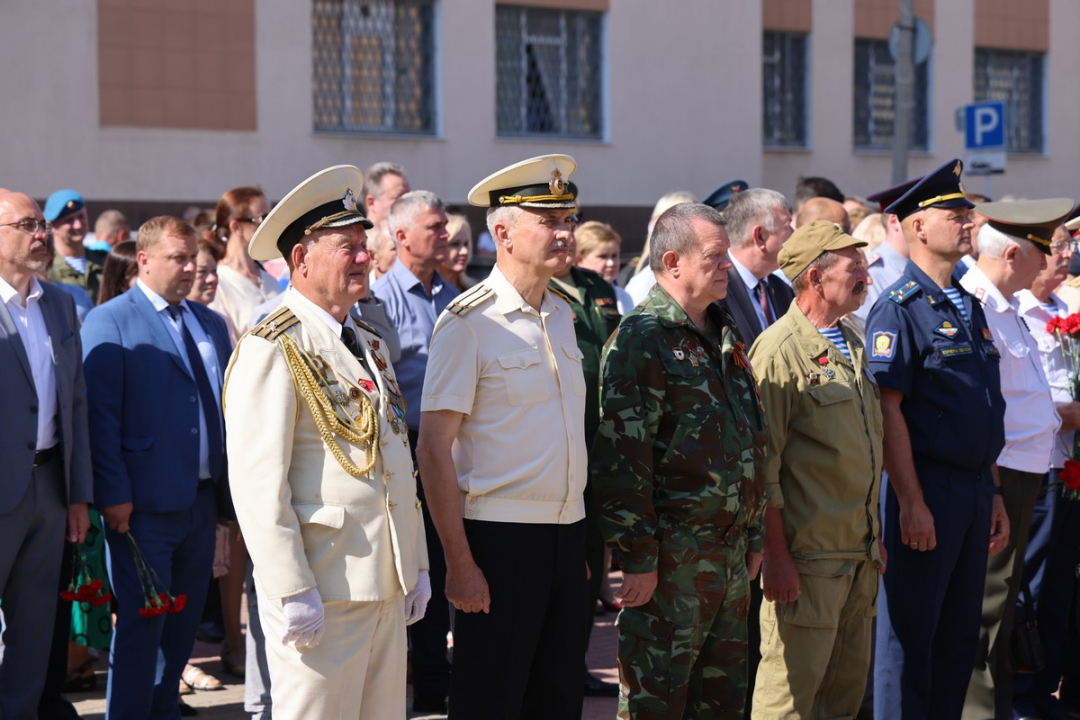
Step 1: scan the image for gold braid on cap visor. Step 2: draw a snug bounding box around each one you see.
[304,210,364,235]
[497,192,575,205]
[917,192,968,208]
[278,333,380,477]
[1026,233,1051,247]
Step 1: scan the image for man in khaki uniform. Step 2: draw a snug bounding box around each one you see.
[749,221,885,718]
[224,165,429,719]
[418,154,589,718]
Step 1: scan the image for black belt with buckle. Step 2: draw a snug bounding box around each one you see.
[33,444,60,466]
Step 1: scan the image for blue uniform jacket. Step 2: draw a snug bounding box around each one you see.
[864,260,1006,476]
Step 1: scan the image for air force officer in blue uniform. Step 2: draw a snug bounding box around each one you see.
[83,216,231,719]
[865,160,1009,720]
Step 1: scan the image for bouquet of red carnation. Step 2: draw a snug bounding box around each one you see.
[126,532,188,618]
[60,546,112,606]
[1046,313,1080,499]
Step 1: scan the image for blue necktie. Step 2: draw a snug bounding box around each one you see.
[167,305,223,481]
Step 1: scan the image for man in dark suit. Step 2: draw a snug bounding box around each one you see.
[714,188,795,347]
[711,187,794,713]
[0,191,92,718]
[83,216,231,719]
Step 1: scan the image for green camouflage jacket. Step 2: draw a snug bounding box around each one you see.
[549,266,622,446]
[48,249,108,304]
[591,283,767,574]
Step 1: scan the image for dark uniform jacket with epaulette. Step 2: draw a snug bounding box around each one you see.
[48,249,108,304]
[549,266,622,445]
[591,283,768,575]
[865,260,1006,476]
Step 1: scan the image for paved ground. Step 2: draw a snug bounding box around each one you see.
[69,605,621,719]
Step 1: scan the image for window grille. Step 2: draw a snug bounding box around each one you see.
[853,38,929,151]
[495,5,603,139]
[313,0,436,134]
[763,31,808,147]
[974,48,1045,154]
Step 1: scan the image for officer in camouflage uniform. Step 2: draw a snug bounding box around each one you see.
[549,257,622,697]
[592,202,767,719]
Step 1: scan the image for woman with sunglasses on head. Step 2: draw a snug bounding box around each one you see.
[209,186,281,342]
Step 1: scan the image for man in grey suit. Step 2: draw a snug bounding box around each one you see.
[0,190,92,718]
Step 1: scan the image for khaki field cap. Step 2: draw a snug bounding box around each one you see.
[779,220,868,282]
[248,165,373,262]
[973,197,1075,255]
[468,154,578,209]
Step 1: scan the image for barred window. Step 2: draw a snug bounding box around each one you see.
[763,31,808,147]
[853,38,929,151]
[974,48,1045,154]
[495,6,604,139]
[313,0,436,134]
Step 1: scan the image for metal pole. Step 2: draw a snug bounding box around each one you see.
[891,0,915,184]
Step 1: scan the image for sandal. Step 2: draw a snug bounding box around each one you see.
[220,642,245,678]
[182,663,223,691]
[63,660,97,693]
[179,677,194,695]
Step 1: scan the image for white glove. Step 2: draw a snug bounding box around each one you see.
[281,587,325,649]
[404,571,432,626]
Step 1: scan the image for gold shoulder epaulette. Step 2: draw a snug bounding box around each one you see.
[447,283,494,316]
[251,306,299,341]
[548,286,572,305]
[1067,276,1080,290]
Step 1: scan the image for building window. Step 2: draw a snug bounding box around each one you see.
[312,0,436,134]
[853,38,929,151]
[495,5,604,139]
[974,48,1045,154]
[763,31,808,147]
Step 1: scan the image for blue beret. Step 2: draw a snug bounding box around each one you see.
[44,189,85,222]
[883,159,974,220]
[702,180,749,212]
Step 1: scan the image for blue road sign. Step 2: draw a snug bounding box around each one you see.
[964,101,1006,150]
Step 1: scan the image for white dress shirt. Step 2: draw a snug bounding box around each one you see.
[1017,289,1074,469]
[729,254,774,330]
[961,267,1059,473]
[1,276,58,450]
[624,265,657,307]
[137,279,222,479]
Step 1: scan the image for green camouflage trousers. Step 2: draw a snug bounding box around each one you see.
[615,527,751,719]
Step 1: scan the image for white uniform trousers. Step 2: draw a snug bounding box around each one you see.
[256,585,406,720]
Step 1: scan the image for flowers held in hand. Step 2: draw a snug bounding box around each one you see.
[60,548,112,606]
[127,532,188,618]
[1061,460,1080,492]
[1047,314,1080,500]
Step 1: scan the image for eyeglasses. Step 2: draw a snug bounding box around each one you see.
[238,216,264,226]
[1050,239,1079,254]
[0,218,51,235]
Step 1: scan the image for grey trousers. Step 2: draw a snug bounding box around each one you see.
[244,559,273,719]
[0,453,67,720]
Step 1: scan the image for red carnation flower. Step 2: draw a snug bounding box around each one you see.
[138,606,154,618]
[170,594,188,613]
[60,590,78,602]
[1063,460,1080,490]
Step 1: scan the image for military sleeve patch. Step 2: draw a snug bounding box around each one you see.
[871,331,898,359]
[934,321,960,339]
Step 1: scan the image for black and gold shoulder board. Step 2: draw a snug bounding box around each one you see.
[447,283,494,316]
[251,306,299,340]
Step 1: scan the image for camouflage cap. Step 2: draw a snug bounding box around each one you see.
[778,220,867,282]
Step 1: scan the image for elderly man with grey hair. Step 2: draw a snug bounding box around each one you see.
[370,188,455,713]
[959,199,1073,720]
[716,188,795,347]
[592,202,767,718]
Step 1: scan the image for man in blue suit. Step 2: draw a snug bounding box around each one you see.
[0,190,92,719]
[83,216,231,719]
